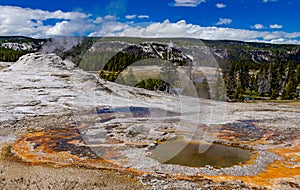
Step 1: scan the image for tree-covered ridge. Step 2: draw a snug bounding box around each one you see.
[2,36,300,66]
[75,37,300,75]
[82,38,299,100]
[99,42,192,82]
[0,36,46,62]
[1,36,299,100]
[0,47,26,62]
[204,40,300,69]
[0,36,46,44]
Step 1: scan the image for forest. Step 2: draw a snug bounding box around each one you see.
[0,47,27,62]
[224,60,300,101]
[98,50,300,101]
[0,36,46,62]
[1,37,299,101]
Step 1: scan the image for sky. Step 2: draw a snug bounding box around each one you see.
[0,0,300,44]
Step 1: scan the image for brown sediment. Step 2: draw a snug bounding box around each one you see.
[11,125,146,178]
[205,137,300,189]
[10,122,299,189]
[211,125,300,188]
[12,126,115,168]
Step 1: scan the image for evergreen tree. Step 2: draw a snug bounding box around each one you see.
[224,61,237,97]
[212,69,226,101]
[232,83,244,101]
[135,78,169,92]
[249,74,257,94]
[269,64,280,99]
[296,64,300,84]
[224,61,250,100]
[159,42,179,86]
[270,88,279,100]
[239,64,250,91]
[281,61,298,99]
[195,77,211,99]
[256,66,271,97]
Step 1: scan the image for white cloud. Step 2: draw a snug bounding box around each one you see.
[262,0,278,3]
[216,18,232,25]
[216,3,226,8]
[251,24,264,29]
[126,15,149,19]
[270,24,283,29]
[0,5,94,37]
[104,15,116,20]
[172,0,206,7]
[0,6,299,45]
[138,15,149,19]
[90,19,300,45]
[125,15,136,19]
[94,17,103,24]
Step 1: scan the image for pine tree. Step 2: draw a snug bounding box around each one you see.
[249,74,257,94]
[269,64,280,99]
[270,88,279,100]
[135,78,168,92]
[195,77,211,99]
[224,61,237,97]
[233,84,244,101]
[256,66,271,97]
[239,64,250,91]
[160,43,179,86]
[281,61,298,99]
[212,69,226,101]
[296,64,300,84]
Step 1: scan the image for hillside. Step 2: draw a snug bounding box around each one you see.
[0,36,46,61]
[1,36,299,100]
[1,36,300,66]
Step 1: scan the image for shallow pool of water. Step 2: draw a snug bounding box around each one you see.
[150,138,253,168]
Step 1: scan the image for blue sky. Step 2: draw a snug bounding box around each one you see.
[0,0,300,44]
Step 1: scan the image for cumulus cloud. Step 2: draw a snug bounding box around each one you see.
[270,24,283,29]
[216,18,232,25]
[251,24,264,29]
[172,0,206,7]
[0,5,94,37]
[216,3,226,8]
[94,17,103,24]
[0,5,299,45]
[104,15,116,20]
[125,15,136,19]
[89,19,300,45]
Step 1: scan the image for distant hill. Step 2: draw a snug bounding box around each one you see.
[66,37,300,70]
[0,36,46,61]
[202,39,300,70]
[1,36,299,101]
[1,36,300,67]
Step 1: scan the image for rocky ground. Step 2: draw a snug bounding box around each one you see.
[0,53,299,189]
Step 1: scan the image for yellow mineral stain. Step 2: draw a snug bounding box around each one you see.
[205,138,300,189]
[10,126,300,189]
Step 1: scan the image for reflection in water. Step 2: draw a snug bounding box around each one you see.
[95,106,180,118]
[151,138,253,168]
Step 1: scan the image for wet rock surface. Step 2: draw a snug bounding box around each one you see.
[0,53,299,189]
[220,122,266,141]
